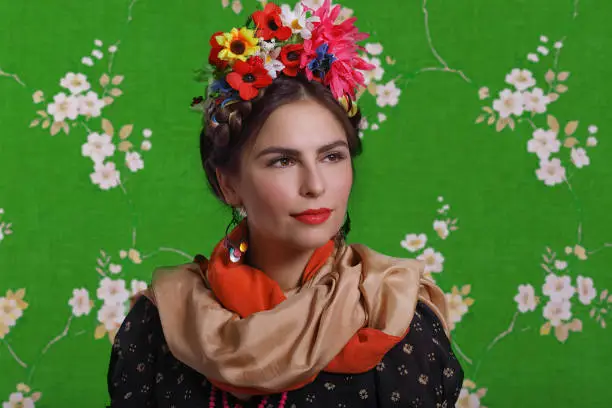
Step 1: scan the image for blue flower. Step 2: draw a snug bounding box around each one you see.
[307,43,336,80]
[210,78,233,94]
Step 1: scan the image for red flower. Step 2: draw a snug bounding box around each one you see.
[208,31,228,70]
[279,44,304,77]
[252,3,292,41]
[226,57,273,100]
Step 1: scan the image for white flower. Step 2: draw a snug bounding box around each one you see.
[400,233,427,253]
[142,128,152,138]
[523,88,550,113]
[119,250,127,259]
[456,388,480,408]
[108,45,118,53]
[514,284,537,313]
[97,277,130,305]
[554,260,567,270]
[82,133,115,163]
[554,41,563,49]
[3,392,35,408]
[46,92,79,122]
[126,152,144,172]
[301,0,326,10]
[335,6,353,24]
[478,86,490,100]
[527,53,539,63]
[542,273,575,301]
[78,91,105,117]
[68,288,92,317]
[360,56,384,86]
[537,45,549,56]
[588,125,598,134]
[505,69,536,91]
[97,303,126,331]
[358,117,369,130]
[81,56,94,66]
[231,0,242,14]
[92,49,104,60]
[94,39,103,47]
[540,35,549,43]
[131,280,148,296]
[365,43,383,55]
[90,161,121,190]
[377,113,387,122]
[433,220,449,240]
[445,293,468,328]
[109,263,122,274]
[576,276,597,305]
[141,140,152,151]
[60,72,91,95]
[536,158,566,186]
[571,147,590,168]
[586,136,597,147]
[416,248,444,273]
[370,124,379,131]
[492,89,524,118]
[280,2,319,40]
[543,298,571,327]
[527,129,560,160]
[376,81,400,107]
[265,55,285,79]
[0,297,22,327]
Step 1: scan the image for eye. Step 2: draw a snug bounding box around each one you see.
[325,152,347,162]
[268,156,295,168]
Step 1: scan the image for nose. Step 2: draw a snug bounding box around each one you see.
[299,162,325,198]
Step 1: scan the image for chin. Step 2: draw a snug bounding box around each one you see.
[288,222,340,249]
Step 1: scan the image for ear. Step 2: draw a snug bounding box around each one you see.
[215,168,241,207]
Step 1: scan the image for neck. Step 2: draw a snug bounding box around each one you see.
[244,224,316,292]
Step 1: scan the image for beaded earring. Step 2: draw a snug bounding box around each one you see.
[223,206,248,263]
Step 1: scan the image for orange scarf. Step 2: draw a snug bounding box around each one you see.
[200,219,406,395]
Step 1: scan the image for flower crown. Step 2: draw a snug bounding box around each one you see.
[193,0,375,119]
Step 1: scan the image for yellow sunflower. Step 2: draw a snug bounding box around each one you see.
[216,27,260,64]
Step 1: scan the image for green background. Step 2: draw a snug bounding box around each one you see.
[1,0,611,406]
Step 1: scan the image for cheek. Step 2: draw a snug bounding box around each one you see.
[245,174,294,213]
[331,162,353,200]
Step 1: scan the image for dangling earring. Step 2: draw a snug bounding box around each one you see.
[334,211,351,247]
[224,206,248,263]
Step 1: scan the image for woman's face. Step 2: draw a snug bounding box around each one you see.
[220,98,353,250]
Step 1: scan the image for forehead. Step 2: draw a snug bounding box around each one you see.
[250,99,347,151]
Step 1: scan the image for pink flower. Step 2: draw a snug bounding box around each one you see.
[300,0,374,98]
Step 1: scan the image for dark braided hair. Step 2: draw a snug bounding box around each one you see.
[198,73,363,242]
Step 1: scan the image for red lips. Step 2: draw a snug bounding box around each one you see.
[291,208,332,225]
[292,208,332,216]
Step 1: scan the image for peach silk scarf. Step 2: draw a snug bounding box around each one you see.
[142,219,450,395]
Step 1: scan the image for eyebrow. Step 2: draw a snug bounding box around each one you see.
[255,140,349,159]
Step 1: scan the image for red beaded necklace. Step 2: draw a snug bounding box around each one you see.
[208,386,288,408]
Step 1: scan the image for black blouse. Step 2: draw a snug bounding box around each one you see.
[107,296,463,408]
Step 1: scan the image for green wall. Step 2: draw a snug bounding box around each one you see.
[1,0,610,406]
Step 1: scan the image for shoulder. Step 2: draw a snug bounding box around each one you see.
[349,243,452,336]
[348,243,425,273]
[109,295,167,377]
[107,296,166,406]
[375,301,464,405]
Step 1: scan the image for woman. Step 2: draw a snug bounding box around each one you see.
[107,1,463,407]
